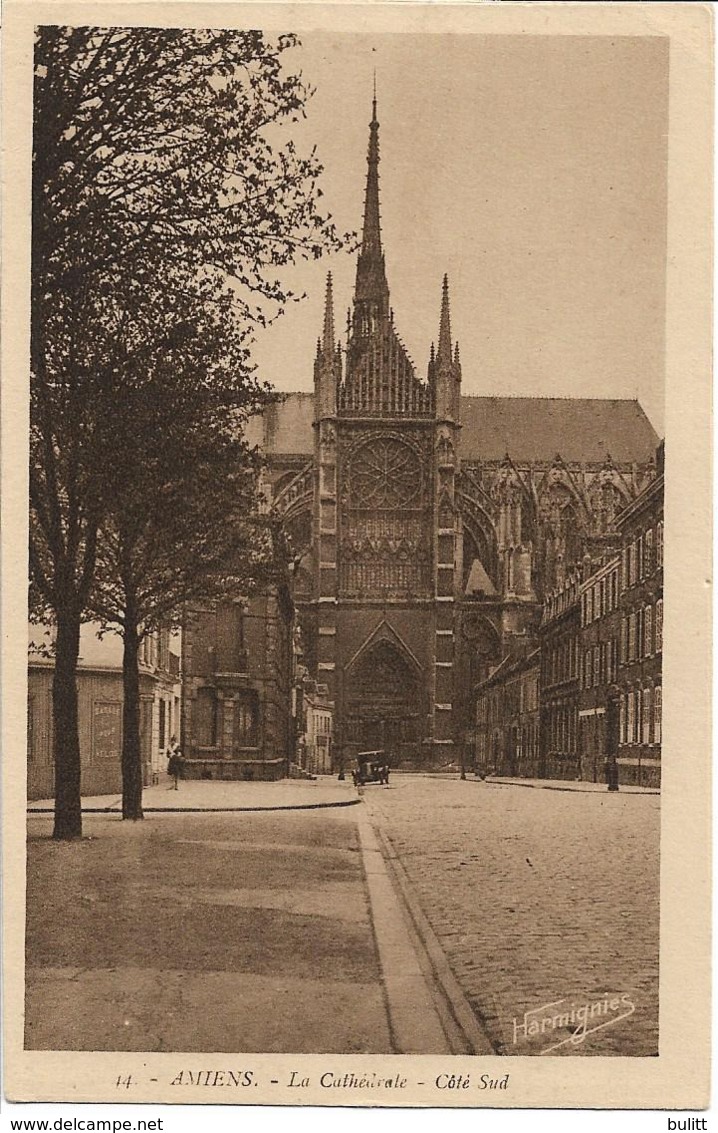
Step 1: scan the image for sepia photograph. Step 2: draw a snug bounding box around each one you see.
[2,0,711,1112]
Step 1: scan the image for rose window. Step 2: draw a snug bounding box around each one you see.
[349,437,422,509]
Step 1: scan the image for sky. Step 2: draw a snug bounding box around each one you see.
[250,33,668,435]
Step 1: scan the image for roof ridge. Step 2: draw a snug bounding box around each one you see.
[459,394,643,405]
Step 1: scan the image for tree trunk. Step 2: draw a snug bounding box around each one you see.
[52,609,82,840]
[121,612,144,820]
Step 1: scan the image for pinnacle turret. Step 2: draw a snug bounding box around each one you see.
[437,274,452,366]
[322,272,335,355]
[314,273,339,417]
[433,275,461,423]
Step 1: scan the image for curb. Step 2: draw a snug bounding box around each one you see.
[374,824,497,1056]
[27,797,361,815]
[484,779,660,796]
[357,813,452,1055]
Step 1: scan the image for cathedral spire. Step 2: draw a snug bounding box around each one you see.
[437,274,452,365]
[352,90,390,337]
[340,97,432,419]
[362,88,381,261]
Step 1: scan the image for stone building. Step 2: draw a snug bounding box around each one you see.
[615,446,664,787]
[27,623,180,799]
[474,648,540,778]
[577,555,621,783]
[180,586,295,781]
[538,573,582,780]
[238,97,659,769]
[301,682,334,776]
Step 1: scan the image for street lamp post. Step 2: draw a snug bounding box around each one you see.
[605,685,620,792]
[336,725,345,780]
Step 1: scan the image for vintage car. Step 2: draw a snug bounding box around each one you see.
[352,750,390,786]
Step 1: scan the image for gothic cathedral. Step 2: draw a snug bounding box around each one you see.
[183,98,659,777]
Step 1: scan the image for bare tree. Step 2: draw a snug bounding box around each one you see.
[31,26,349,838]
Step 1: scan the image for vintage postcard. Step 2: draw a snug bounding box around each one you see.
[2,0,712,1111]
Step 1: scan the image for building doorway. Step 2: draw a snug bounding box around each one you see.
[344,639,424,764]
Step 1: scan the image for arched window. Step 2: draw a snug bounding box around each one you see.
[628,613,636,663]
[645,528,654,573]
[621,548,629,591]
[644,606,653,657]
[656,599,663,652]
[642,686,652,744]
[619,693,626,745]
[654,686,662,744]
[634,688,642,744]
[657,522,664,569]
[627,691,635,744]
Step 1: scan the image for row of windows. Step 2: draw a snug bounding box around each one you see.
[514,723,539,761]
[544,638,579,687]
[475,723,540,763]
[544,705,578,754]
[582,568,620,626]
[622,522,663,590]
[314,713,332,736]
[543,580,580,622]
[194,689,258,748]
[620,685,662,745]
[583,640,619,690]
[622,600,663,664]
[139,628,174,673]
[477,687,662,751]
[477,675,540,724]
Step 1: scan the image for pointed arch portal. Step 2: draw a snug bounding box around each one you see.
[344,638,425,756]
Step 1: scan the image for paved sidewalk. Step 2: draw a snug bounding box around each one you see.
[26,808,391,1053]
[28,775,359,813]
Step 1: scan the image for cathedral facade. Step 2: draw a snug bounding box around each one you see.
[187,98,660,775]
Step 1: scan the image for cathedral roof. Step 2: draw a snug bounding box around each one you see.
[459,396,659,464]
[247,392,659,465]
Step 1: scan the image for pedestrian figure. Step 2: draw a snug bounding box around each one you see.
[167,738,182,790]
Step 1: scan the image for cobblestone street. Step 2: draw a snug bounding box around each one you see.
[363,775,660,1057]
